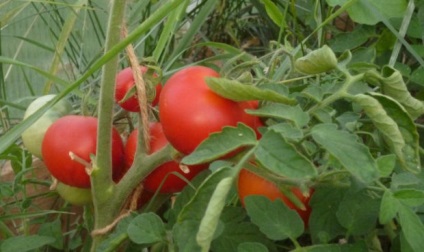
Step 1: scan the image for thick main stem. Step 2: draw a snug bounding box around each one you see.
[91,0,127,250]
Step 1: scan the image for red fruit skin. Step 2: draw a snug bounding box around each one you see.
[237,168,312,227]
[125,122,208,193]
[42,115,125,188]
[238,100,264,138]
[159,66,261,155]
[115,66,162,112]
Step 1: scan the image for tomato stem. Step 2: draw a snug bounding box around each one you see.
[90,0,128,250]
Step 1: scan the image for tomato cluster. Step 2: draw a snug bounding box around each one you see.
[23,65,312,214]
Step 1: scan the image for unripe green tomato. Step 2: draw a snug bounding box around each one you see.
[21,95,72,158]
[56,182,92,206]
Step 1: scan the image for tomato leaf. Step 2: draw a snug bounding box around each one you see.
[294,45,338,74]
[173,168,233,252]
[237,242,268,252]
[0,235,55,252]
[212,222,277,252]
[205,77,297,104]
[379,190,400,225]
[365,66,424,119]
[376,154,397,178]
[309,186,347,244]
[368,93,421,173]
[246,104,310,128]
[397,205,424,252]
[197,177,234,252]
[255,129,317,180]
[259,0,286,28]
[393,189,424,207]
[127,212,167,245]
[326,0,407,25]
[311,123,379,184]
[244,195,304,241]
[182,123,257,165]
[300,241,368,252]
[336,189,380,235]
[267,123,304,142]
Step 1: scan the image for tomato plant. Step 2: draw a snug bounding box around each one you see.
[237,168,312,226]
[115,66,162,112]
[42,115,125,188]
[21,94,72,158]
[159,66,261,155]
[125,122,208,193]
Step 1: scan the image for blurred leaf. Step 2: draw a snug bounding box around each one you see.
[127,212,167,245]
[379,190,400,224]
[0,235,55,252]
[255,130,317,180]
[237,242,268,252]
[398,204,424,252]
[336,189,380,235]
[329,26,374,52]
[311,124,379,184]
[376,154,396,178]
[168,0,219,64]
[38,219,64,250]
[182,123,257,165]
[302,241,368,252]
[410,66,424,86]
[391,172,421,189]
[152,0,189,62]
[394,189,424,207]
[212,222,276,252]
[369,93,421,173]
[309,186,347,244]
[295,45,338,74]
[259,0,286,28]
[244,195,304,241]
[326,0,407,25]
[43,0,87,93]
[206,77,297,104]
[247,104,310,128]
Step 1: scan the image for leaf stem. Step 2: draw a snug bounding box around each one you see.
[308,72,364,114]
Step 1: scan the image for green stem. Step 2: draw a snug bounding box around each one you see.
[308,72,364,114]
[114,144,174,203]
[91,0,127,250]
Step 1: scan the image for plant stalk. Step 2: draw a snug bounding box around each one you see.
[90,0,127,250]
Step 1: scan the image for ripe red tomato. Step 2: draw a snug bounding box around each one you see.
[125,122,208,193]
[237,168,312,227]
[159,66,261,155]
[115,66,162,112]
[42,115,125,188]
